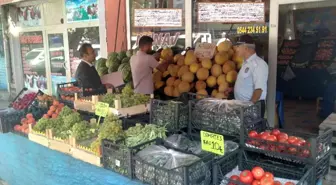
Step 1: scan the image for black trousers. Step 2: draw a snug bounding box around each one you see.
[259,100,266,118]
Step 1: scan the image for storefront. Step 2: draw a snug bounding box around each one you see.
[0,0,106,97]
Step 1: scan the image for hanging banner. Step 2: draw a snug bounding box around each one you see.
[197,2,265,23]
[135,32,181,47]
[134,9,183,27]
[20,32,47,91]
[66,0,98,23]
[17,5,42,27]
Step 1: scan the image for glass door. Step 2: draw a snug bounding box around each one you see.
[46,30,69,96]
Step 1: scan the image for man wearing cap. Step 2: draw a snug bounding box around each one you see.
[233,34,268,118]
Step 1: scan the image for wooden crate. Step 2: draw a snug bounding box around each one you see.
[109,99,149,117]
[47,129,71,154]
[74,94,99,113]
[69,137,101,167]
[28,125,49,147]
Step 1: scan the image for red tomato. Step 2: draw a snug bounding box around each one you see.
[300,149,310,157]
[296,138,306,145]
[252,180,261,185]
[240,170,254,184]
[274,181,282,185]
[271,129,281,136]
[264,172,274,179]
[230,175,239,181]
[260,132,271,140]
[284,182,295,185]
[266,135,277,142]
[259,145,267,150]
[260,176,274,185]
[252,167,265,180]
[288,147,297,155]
[249,131,259,138]
[287,136,298,144]
[277,139,288,152]
[277,133,289,141]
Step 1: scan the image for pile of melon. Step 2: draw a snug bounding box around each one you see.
[153,41,244,99]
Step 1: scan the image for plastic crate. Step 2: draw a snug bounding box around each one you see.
[120,113,149,130]
[0,109,26,133]
[315,151,331,181]
[150,93,207,132]
[214,149,314,185]
[131,138,213,185]
[59,99,74,108]
[242,123,333,164]
[188,100,262,137]
[56,82,80,98]
[9,89,43,110]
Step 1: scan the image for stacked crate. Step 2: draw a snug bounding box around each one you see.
[319,113,336,183]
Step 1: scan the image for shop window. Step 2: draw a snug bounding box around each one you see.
[65,0,98,23]
[130,0,185,50]
[68,27,99,77]
[17,5,42,27]
[42,0,64,26]
[19,31,47,91]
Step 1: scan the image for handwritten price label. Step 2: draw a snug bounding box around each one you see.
[95,102,110,117]
[201,130,224,155]
[195,43,216,60]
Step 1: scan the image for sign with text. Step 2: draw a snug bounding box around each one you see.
[136,32,180,47]
[197,2,265,23]
[134,9,183,27]
[194,43,217,60]
[95,102,109,117]
[201,131,224,155]
[236,25,268,34]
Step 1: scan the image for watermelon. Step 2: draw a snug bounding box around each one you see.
[122,57,130,64]
[98,67,108,77]
[118,51,127,61]
[95,58,107,69]
[118,63,132,82]
[106,52,118,68]
[126,49,133,57]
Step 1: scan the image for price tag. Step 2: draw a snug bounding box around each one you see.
[115,159,121,167]
[200,130,224,155]
[194,43,217,60]
[95,102,109,117]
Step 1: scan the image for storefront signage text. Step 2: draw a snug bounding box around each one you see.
[20,35,43,44]
[136,32,180,47]
[200,130,224,155]
[237,25,268,34]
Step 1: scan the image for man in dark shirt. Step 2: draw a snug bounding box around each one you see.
[75,43,105,90]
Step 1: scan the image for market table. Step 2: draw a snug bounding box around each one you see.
[0,133,143,185]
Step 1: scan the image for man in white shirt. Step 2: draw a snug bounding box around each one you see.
[233,34,269,117]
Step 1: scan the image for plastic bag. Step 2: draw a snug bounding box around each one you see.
[282,65,296,81]
[134,145,211,185]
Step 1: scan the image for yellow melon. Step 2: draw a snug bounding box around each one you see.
[196,68,209,81]
[211,89,218,97]
[201,59,212,69]
[226,70,238,83]
[217,74,226,85]
[182,72,194,83]
[163,71,170,78]
[173,54,182,63]
[173,79,181,87]
[237,62,243,70]
[172,88,180,97]
[218,83,229,92]
[222,61,236,74]
[178,65,189,77]
[215,92,227,99]
[177,56,185,66]
[185,51,197,65]
[178,81,191,93]
[217,41,232,52]
[154,81,165,90]
[161,48,173,61]
[166,77,175,86]
[232,54,244,64]
[195,80,207,91]
[206,76,217,88]
[228,49,234,58]
[211,64,222,77]
[214,52,229,65]
[168,65,179,77]
[153,71,162,82]
[190,63,200,73]
[164,86,174,96]
[197,89,208,99]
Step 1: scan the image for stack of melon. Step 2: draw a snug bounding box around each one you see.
[153,41,244,99]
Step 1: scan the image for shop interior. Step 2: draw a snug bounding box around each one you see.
[277,0,336,133]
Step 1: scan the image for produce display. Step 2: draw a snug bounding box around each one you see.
[221,166,297,185]
[277,40,300,66]
[154,41,242,99]
[101,84,150,108]
[13,113,37,134]
[97,50,134,83]
[134,144,211,185]
[190,98,260,136]
[11,91,38,110]
[245,128,329,160]
[314,48,333,61]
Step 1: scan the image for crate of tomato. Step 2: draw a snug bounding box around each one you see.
[242,120,332,164]
[214,149,314,185]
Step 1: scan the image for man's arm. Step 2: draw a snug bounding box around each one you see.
[147,55,170,72]
[251,63,268,103]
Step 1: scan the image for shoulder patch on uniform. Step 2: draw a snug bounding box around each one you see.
[245,67,249,73]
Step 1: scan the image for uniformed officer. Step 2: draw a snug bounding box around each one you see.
[233,34,269,117]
